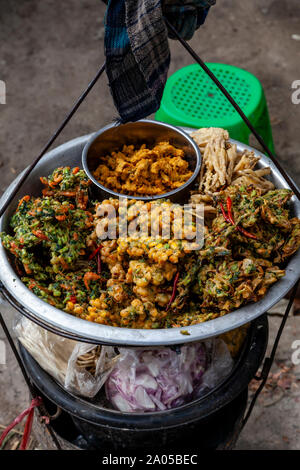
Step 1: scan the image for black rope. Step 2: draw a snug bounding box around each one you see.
[0,61,106,219]
[164,18,300,201]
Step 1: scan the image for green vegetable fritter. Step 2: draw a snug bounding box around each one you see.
[1,167,101,309]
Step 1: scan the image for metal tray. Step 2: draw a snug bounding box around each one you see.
[0,130,299,346]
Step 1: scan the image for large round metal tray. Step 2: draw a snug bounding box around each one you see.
[0,129,299,346]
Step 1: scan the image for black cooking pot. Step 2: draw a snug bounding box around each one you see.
[19,314,268,451]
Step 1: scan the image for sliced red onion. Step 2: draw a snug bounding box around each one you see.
[105,343,207,412]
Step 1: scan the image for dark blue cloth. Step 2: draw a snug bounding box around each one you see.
[105,0,215,123]
[163,1,213,40]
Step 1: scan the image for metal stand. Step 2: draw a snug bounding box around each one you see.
[0,20,300,450]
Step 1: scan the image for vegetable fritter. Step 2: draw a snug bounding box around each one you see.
[1,168,102,311]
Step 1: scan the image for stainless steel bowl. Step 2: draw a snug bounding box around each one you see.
[82,120,201,202]
[0,128,300,346]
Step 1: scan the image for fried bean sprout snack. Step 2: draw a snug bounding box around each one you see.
[190,127,274,195]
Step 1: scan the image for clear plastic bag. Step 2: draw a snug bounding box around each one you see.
[14,315,75,385]
[14,316,117,398]
[195,338,234,398]
[65,342,118,398]
[105,339,233,412]
[15,316,234,408]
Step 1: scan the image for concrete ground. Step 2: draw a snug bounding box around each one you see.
[0,0,300,450]
[236,305,300,450]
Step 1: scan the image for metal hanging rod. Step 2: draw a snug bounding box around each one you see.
[0,61,107,449]
[164,18,300,428]
[164,18,300,201]
[0,62,106,219]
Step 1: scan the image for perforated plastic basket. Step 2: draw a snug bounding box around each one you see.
[156,63,264,131]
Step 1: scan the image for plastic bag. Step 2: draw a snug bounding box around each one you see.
[14,315,75,385]
[105,340,234,413]
[14,316,117,398]
[195,338,234,398]
[65,342,118,398]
